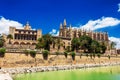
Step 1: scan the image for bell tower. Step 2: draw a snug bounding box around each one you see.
[24,21,31,30]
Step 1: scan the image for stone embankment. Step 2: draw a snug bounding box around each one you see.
[0,62,120,74]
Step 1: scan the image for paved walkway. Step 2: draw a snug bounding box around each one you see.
[0,73,13,80]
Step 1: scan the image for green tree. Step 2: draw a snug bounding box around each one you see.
[55,38,62,51]
[36,38,45,50]
[7,34,13,44]
[71,38,80,52]
[79,35,92,53]
[90,40,100,53]
[100,44,107,54]
[110,41,116,49]
[30,50,36,58]
[36,34,53,51]
[0,35,5,47]
[70,52,76,60]
[0,48,6,57]
[42,50,49,60]
[64,51,68,58]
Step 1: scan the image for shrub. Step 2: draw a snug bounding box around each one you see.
[90,53,92,59]
[85,53,89,57]
[0,48,6,57]
[93,53,95,58]
[80,54,82,59]
[42,50,49,60]
[30,50,36,58]
[55,51,60,56]
[64,51,68,58]
[97,53,101,58]
[108,55,111,60]
[70,52,75,60]
[24,50,29,56]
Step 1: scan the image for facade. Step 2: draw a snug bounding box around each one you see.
[4,22,42,49]
[51,19,110,52]
[3,20,111,53]
[59,19,109,42]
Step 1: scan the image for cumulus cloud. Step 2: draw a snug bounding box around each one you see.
[0,16,23,34]
[49,29,59,36]
[109,37,120,49]
[80,17,120,31]
[118,3,120,12]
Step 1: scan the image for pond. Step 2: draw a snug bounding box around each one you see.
[13,65,120,80]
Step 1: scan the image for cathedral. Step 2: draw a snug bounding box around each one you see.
[50,19,110,52]
[59,19,109,42]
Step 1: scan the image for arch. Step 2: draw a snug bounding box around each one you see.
[20,42,26,45]
[14,42,19,45]
[26,42,31,45]
[32,43,36,45]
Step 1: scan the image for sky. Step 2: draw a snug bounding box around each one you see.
[0,0,120,48]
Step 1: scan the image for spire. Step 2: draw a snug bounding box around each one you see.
[63,19,67,26]
[69,24,72,30]
[26,21,29,26]
[60,23,63,29]
[70,24,72,28]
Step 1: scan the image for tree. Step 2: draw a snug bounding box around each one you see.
[100,44,107,54]
[43,34,53,51]
[90,40,100,53]
[97,53,101,64]
[70,52,76,60]
[36,34,53,51]
[0,48,6,57]
[55,38,62,51]
[7,34,13,44]
[30,50,36,58]
[42,50,49,60]
[64,51,68,58]
[71,38,80,52]
[0,35,5,47]
[36,38,45,50]
[110,41,116,49]
[110,41,116,54]
[79,35,92,53]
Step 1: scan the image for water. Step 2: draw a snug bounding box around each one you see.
[13,66,120,80]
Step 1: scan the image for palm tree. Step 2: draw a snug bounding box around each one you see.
[7,34,13,44]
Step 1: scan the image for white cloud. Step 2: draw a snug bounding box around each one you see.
[49,29,59,36]
[109,37,120,49]
[0,17,23,34]
[118,3,120,12]
[80,17,120,31]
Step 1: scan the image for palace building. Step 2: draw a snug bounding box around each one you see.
[3,22,42,49]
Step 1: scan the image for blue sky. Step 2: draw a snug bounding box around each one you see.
[0,0,120,48]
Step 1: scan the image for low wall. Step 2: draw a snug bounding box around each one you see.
[0,62,120,74]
